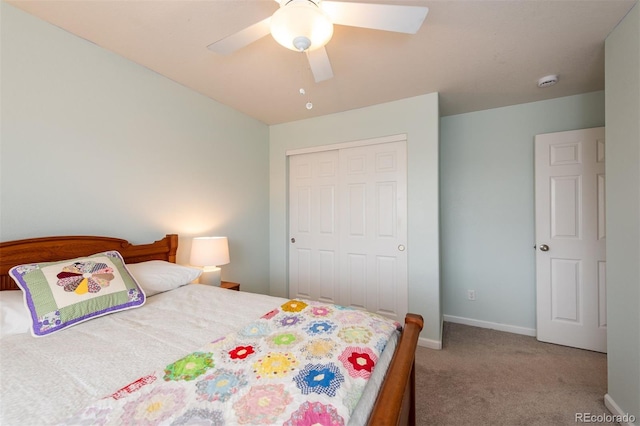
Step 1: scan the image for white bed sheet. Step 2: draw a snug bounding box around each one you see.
[0,285,286,425]
[0,284,396,425]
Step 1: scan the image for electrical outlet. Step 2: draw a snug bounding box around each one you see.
[467,290,476,301]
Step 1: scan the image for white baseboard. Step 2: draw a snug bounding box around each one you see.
[443,315,537,337]
[604,393,638,426]
[419,315,535,350]
[418,336,442,350]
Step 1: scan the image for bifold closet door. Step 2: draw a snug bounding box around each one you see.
[288,140,408,322]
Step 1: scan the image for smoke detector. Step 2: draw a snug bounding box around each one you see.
[537,74,559,88]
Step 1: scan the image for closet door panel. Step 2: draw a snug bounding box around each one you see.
[289,150,340,303]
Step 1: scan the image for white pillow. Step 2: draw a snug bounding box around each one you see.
[0,290,31,337]
[126,261,201,297]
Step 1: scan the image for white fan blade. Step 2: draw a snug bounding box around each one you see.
[307,47,334,82]
[321,1,428,34]
[207,17,272,55]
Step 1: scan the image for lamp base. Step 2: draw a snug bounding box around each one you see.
[199,267,222,286]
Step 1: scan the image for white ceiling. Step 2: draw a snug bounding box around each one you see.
[7,0,637,125]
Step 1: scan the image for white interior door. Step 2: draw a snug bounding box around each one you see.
[535,127,606,353]
[288,138,408,322]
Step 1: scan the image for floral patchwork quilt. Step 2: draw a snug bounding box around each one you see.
[64,299,400,425]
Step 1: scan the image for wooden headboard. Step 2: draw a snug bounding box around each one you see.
[0,234,178,291]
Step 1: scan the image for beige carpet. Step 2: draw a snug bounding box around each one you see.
[414,322,611,425]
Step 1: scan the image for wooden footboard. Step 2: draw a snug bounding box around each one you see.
[369,313,424,426]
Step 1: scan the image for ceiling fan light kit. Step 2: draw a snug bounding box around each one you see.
[270,0,334,52]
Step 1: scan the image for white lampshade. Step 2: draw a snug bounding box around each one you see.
[190,237,230,286]
[270,0,333,52]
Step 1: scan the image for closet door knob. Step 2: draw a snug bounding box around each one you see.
[398,245,405,251]
[291,238,296,243]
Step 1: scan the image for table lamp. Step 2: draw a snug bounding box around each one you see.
[189,236,230,286]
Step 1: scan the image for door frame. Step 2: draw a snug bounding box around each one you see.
[286,133,407,157]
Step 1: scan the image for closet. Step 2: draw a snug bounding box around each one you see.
[288,135,408,322]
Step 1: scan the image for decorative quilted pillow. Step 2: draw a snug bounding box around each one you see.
[9,251,145,337]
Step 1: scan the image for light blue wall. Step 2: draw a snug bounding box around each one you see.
[0,3,271,293]
[440,92,605,331]
[605,3,640,421]
[269,93,442,346]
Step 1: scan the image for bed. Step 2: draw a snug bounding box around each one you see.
[0,234,423,425]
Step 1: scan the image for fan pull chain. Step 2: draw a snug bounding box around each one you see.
[298,50,313,110]
[299,88,313,110]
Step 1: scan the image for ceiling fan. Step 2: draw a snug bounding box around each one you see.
[207,0,429,83]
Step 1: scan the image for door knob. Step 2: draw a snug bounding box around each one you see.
[539,244,549,252]
[291,238,296,243]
